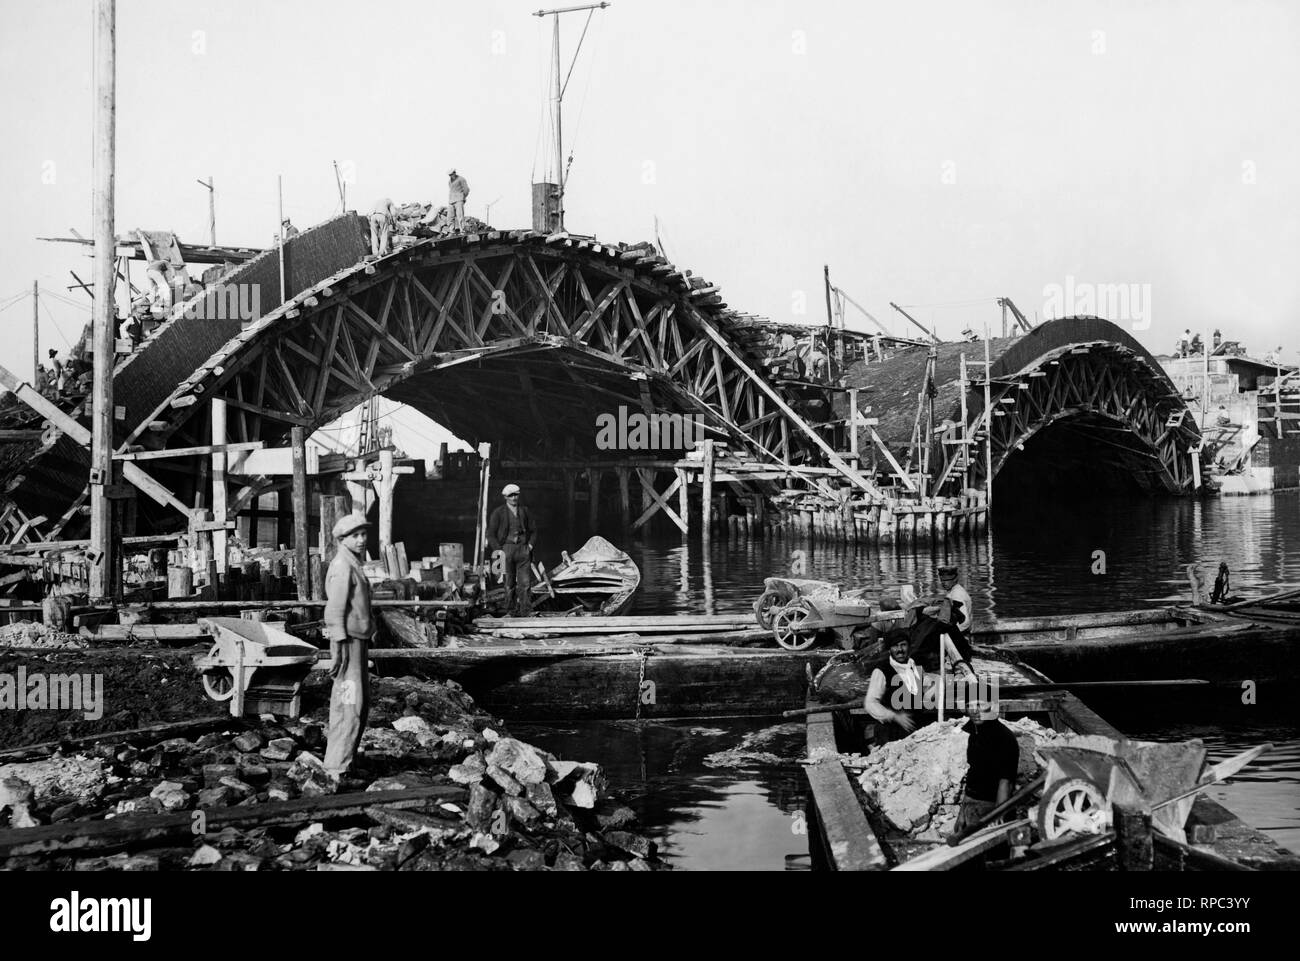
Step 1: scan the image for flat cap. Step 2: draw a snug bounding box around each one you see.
[332,514,369,538]
[502,484,521,496]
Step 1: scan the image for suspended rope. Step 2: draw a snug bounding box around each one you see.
[565,12,602,190]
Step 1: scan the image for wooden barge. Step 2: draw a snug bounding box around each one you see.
[376,600,1298,721]
[971,602,1300,688]
[802,654,1300,871]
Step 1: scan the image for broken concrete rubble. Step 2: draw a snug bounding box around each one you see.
[854,717,1079,837]
[0,673,664,872]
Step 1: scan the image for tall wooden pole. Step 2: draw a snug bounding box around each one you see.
[277,175,287,304]
[848,388,860,467]
[983,321,994,511]
[88,0,116,601]
[210,398,229,573]
[379,448,395,553]
[959,354,970,490]
[552,14,564,230]
[291,426,311,601]
[823,265,833,328]
[204,177,215,245]
[533,3,610,232]
[32,281,39,384]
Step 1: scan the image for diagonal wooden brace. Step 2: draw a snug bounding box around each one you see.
[0,364,189,516]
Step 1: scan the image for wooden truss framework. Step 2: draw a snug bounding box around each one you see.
[143,236,887,502]
[933,343,1199,494]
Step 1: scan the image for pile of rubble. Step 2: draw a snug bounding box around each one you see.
[0,621,86,650]
[854,718,1072,840]
[0,675,664,872]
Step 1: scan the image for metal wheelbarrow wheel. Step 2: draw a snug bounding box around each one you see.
[754,589,784,630]
[201,642,237,702]
[1037,777,1108,840]
[772,601,817,651]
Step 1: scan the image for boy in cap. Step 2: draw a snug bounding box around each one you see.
[323,513,375,784]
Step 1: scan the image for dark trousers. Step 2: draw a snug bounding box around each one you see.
[503,542,532,615]
[907,613,972,673]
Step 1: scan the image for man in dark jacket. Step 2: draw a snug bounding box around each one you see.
[953,696,1020,835]
[486,483,537,616]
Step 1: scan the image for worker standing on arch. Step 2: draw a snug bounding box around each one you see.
[448,169,470,230]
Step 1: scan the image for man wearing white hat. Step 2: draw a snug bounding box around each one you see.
[448,169,470,230]
[323,513,375,783]
[486,484,537,617]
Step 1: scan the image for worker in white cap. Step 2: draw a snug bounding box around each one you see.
[448,169,470,230]
[323,513,375,784]
[485,484,537,616]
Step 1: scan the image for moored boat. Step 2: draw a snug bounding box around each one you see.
[973,606,1300,687]
[529,536,641,616]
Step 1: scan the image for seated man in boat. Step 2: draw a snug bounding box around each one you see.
[862,630,922,743]
[953,695,1020,837]
[904,566,975,675]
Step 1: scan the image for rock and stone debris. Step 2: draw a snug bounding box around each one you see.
[0,672,665,872]
[854,717,1078,838]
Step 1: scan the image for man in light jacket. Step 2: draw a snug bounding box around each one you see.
[323,514,375,782]
[448,169,470,229]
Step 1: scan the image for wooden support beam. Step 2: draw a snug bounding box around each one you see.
[378,448,396,552]
[676,467,690,538]
[114,441,264,462]
[683,307,885,498]
[291,426,310,602]
[868,426,917,492]
[210,399,229,574]
[701,439,714,535]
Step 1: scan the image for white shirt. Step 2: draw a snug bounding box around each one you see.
[946,583,973,632]
[864,658,922,722]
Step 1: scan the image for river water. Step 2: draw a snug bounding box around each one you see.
[520,492,1300,869]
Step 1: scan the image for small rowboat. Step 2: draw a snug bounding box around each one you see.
[529,536,641,617]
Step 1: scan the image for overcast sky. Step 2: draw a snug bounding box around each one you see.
[2,0,1296,456]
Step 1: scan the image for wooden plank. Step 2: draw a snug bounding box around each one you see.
[90,624,211,641]
[1003,833,1115,871]
[115,441,263,462]
[868,427,917,492]
[0,715,234,761]
[120,463,189,515]
[892,819,1030,871]
[0,786,464,858]
[805,710,889,870]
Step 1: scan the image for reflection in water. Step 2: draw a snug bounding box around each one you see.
[539,493,1300,868]
[516,719,810,871]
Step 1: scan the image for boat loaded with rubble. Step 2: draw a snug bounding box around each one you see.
[800,652,1300,871]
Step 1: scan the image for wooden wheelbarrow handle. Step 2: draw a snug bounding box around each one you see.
[946,773,1047,846]
[1150,743,1272,812]
[782,699,862,719]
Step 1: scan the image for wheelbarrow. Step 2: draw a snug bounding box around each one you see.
[753,577,876,651]
[192,616,320,719]
[1033,737,1271,843]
